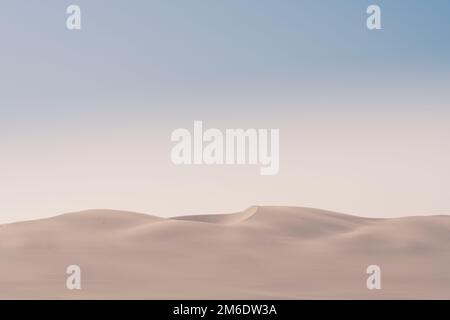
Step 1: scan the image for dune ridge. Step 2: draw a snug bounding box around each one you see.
[172,206,258,224]
[0,206,449,299]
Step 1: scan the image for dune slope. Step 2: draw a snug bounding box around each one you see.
[0,206,449,299]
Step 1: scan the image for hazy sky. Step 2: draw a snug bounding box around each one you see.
[1,0,450,223]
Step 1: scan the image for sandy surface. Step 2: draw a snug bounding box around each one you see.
[1,206,449,299]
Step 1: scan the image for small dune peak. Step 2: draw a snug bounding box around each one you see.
[172,206,259,225]
[52,209,163,229]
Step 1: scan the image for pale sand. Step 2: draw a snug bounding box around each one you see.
[1,206,449,299]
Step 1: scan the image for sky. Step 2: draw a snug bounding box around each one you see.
[0,0,449,223]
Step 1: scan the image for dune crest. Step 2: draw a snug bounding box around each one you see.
[172,206,258,224]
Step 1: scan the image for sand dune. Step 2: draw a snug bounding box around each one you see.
[1,206,449,299]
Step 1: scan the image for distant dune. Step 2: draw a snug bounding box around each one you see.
[1,206,450,299]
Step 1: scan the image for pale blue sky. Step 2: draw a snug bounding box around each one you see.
[1,0,449,119]
[0,1,449,221]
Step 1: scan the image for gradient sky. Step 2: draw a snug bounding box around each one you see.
[1,0,450,223]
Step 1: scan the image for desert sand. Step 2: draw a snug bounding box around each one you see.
[1,206,449,299]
